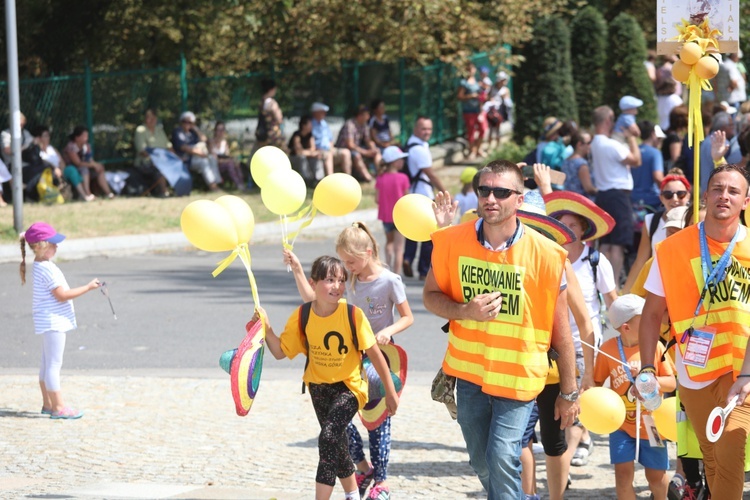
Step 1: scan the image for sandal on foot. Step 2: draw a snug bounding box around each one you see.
[50,407,83,419]
[41,407,52,415]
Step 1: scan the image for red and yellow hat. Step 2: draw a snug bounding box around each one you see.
[517,202,576,246]
[359,343,408,431]
[544,191,615,242]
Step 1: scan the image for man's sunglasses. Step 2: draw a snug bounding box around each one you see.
[477,186,521,199]
[661,190,688,200]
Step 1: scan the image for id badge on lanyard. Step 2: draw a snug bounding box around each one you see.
[682,326,716,369]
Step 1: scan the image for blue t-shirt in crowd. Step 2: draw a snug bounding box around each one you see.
[312,119,332,151]
[631,144,663,209]
[561,156,594,199]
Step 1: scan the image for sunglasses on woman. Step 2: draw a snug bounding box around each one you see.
[477,186,522,199]
[661,190,688,200]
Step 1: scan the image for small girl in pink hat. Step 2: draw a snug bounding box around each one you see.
[19,222,101,419]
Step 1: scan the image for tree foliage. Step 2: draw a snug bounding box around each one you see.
[605,13,657,123]
[570,6,608,128]
[514,16,578,141]
[1,0,571,77]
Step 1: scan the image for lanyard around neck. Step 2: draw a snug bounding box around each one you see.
[694,222,739,316]
[616,337,635,383]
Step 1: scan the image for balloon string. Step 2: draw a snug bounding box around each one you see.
[289,206,318,248]
[210,243,260,307]
[238,244,261,308]
[285,203,313,223]
[212,247,241,278]
[580,339,631,368]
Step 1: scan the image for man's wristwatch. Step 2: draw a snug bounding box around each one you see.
[558,389,579,402]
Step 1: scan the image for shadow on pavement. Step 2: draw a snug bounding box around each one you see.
[0,408,48,419]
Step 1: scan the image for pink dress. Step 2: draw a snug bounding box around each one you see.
[375,172,410,223]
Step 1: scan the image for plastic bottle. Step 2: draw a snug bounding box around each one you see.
[635,372,662,411]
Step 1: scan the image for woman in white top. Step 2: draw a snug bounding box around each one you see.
[622,169,691,294]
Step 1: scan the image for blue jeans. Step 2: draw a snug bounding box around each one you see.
[456,378,534,500]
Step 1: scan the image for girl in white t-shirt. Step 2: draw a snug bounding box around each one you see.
[19,222,101,420]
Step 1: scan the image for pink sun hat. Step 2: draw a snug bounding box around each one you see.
[24,222,66,244]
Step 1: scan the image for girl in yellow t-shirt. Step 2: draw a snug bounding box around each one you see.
[255,255,399,500]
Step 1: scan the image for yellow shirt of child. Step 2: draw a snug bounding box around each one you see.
[279,301,376,408]
[594,338,675,439]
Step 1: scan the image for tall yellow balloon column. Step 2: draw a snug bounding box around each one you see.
[669,18,722,223]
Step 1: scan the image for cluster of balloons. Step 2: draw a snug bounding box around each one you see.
[252,145,363,227]
[672,42,720,82]
[251,146,307,216]
[181,195,255,252]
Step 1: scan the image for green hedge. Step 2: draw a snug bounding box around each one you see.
[570,7,608,129]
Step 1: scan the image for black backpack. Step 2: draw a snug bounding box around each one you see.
[298,301,361,393]
[401,142,433,189]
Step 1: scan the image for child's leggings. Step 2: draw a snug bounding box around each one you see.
[347,417,392,482]
[309,382,359,486]
[39,330,66,391]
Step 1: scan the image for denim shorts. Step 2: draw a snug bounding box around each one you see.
[609,429,669,470]
[383,221,396,234]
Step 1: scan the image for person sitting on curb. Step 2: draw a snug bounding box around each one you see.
[334,104,379,182]
[171,111,221,192]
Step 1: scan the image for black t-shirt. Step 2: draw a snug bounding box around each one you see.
[288,131,313,155]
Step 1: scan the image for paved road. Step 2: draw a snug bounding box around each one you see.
[2,231,749,498]
[0,239,448,373]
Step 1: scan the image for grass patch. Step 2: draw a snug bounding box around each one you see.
[0,185,378,244]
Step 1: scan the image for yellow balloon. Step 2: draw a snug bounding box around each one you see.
[215,195,255,243]
[679,42,703,66]
[578,387,626,435]
[393,193,439,242]
[652,397,678,442]
[261,169,307,215]
[671,59,692,84]
[695,55,719,80]
[312,173,362,216]
[180,200,239,252]
[250,146,291,188]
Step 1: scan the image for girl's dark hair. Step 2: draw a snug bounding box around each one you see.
[569,132,590,150]
[261,79,276,94]
[310,255,348,283]
[298,115,311,129]
[69,125,88,141]
[639,120,656,141]
[370,99,385,112]
[668,106,688,132]
[32,125,50,138]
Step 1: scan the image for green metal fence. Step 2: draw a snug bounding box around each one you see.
[0,52,509,167]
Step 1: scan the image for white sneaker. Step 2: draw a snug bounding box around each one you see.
[570,439,592,466]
